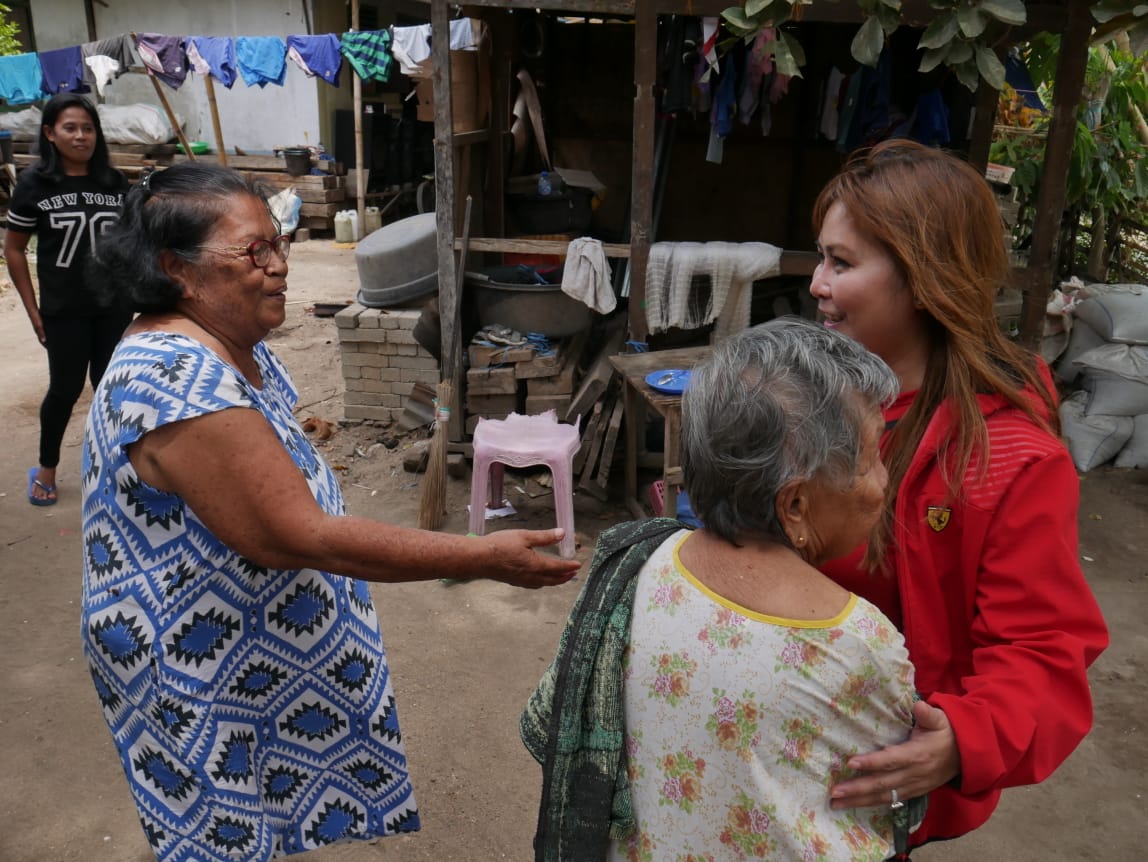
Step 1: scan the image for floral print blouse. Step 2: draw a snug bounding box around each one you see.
[608,531,915,862]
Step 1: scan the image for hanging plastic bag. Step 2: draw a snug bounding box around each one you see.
[267,186,302,236]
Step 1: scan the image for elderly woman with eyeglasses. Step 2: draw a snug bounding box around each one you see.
[522,318,923,862]
[79,163,579,862]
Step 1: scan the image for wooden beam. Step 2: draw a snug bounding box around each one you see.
[1019,0,1092,346]
[628,0,657,343]
[454,0,1066,34]
[967,77,999,171]
[351,0,366,233]
[432,0,463,441]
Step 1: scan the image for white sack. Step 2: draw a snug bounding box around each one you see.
[1114,413,1148,469]
[1073,285,1148,344]
[1059,391,1133,473]
[1074,343,1148,416]
[1054,318,1105,386]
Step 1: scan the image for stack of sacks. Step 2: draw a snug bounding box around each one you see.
[1053,284,1148,471]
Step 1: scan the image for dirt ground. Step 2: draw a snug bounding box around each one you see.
[0,238,1144,862]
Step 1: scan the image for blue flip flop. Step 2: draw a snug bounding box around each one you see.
[27,466,57,507]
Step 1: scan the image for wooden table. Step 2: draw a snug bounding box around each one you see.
[609,345,711,519]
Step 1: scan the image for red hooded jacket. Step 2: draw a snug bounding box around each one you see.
[822,386,1109,846]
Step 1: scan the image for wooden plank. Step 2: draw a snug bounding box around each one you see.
[300,202,341,218]
[592,395,626,496]
[572,401,603,475]
[578,395,611,489]
[299,215,336,230]
[466,365,518,395]
[248,171,342,189]
[460,236,632,258]
[469,342,535,368]
[565,318,625,423]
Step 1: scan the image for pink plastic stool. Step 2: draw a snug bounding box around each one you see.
[468,410,582,558]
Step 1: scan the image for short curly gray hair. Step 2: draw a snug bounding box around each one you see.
[681,316,898,545]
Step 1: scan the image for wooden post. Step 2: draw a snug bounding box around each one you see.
[967,77,999,172]
[351,0,366,230]
[628,0,657,344]
[1018,0,1092,345]
[203,75,228,167]
[431,0,462,440]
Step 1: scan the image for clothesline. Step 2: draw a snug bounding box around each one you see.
[0,20,482,107]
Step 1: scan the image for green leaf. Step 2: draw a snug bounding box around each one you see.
[919,44,952,73]
[876,4,903,33]
[779,30,807,70]
[773,35,805,78]
[954,59,980,92]
[975,45,1006,90]
[948,40,974,64]
[978,0,1026,26]
[957,3,988,38]
[721,6,755,30]
[877,0,902,8]
[745,0,773,19]
[851,15,886,67]
[919,12,960,49]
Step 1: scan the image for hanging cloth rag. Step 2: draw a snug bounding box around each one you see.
[81,34,134,97]
[38,45,87,94]
[135,33,188,89]
[644,241,782,336]
[187,36,238,88]
[0,52,46,105]
[912,88,950,147]
[340,30,393,83]
[389,24,431,76]
[236,36,287,88]
[561,238,616,315]
[286,34,343,86]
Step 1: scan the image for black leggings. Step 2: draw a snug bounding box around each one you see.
[39,312,131,468]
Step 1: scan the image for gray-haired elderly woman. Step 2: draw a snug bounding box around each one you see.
[522,316,922,862]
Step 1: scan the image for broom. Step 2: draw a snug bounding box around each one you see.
[418,195,472,530]
[418,379,452,530]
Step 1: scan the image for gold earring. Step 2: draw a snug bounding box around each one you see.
[796,536,805,546]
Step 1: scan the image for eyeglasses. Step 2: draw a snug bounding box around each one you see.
[204,235,291,268]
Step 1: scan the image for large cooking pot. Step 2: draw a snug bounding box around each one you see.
[466,266,592,338]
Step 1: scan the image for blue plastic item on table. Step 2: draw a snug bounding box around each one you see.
[645,369,692,395]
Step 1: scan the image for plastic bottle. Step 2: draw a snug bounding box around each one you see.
[537,171,552,196]
[347,209,361,241]
[334,211,353,243]
[365,206,382,235]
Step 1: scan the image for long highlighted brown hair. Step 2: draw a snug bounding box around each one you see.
[812,140,1058,571]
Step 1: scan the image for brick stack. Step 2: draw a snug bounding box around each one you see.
[335,304,439,422]
[464,334,586,433]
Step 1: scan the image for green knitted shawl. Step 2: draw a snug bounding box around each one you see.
[520,517,685,862]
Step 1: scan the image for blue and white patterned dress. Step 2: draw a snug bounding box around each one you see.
[81,332,419,861]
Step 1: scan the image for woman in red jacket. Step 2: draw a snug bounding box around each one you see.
[809,139,1109,849]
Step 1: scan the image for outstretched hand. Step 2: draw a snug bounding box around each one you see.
[830,700,960,809]
[479,528,581,588]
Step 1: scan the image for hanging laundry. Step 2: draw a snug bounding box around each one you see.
[561,238,616,315]
[390,24,431,76]
[449,18,478,50]
[286,34,342,87]
[912,88,950,147]
[645,241,782,335]
[710,40,743,139]
[0,52,46,105]
[236,36,287,87]
[135,33,188,89]
[819,66,846,140]
[738,28,774,126]
[81,34,134,97]
[188,36,238,88]
[659,16,701,116]
[340,30,393,84]
[39,45,87,94]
